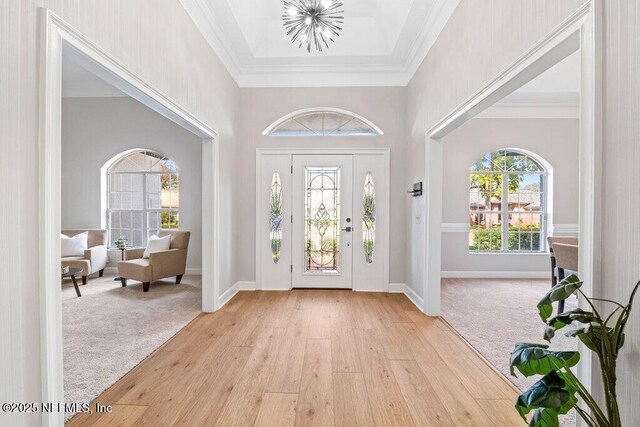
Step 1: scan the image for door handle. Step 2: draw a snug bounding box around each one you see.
[341,226,352,232]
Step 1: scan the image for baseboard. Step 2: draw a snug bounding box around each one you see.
[441,271,549,279]
[388,283,405,293]
[389,283,425,311]
[218,283,239,308]
[103,267,202,275]
[402,285,425,310]
[237,281,257,291]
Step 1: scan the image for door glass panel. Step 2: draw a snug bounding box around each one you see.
[305,167,340,272]
[362,172,376,263]
[270,172,283,263]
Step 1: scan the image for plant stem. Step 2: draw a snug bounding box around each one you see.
[590,297,625,309]
[561,367,610,426]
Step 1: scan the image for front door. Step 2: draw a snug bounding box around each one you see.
[292,155,353,289]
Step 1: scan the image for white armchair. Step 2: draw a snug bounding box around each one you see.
[61,229,108,284]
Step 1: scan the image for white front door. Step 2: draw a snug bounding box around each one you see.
[292,155,353,289]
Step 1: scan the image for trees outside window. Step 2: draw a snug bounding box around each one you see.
[469,150,547,253]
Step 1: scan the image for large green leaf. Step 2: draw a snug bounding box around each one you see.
[510,343,580,377]
[529,408,560,427]
[544,308,597,341]
[538,275,583,322]
[515,371,576,422]
[565,324,620,353]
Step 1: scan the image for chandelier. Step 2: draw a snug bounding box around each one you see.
[283,0,344,53]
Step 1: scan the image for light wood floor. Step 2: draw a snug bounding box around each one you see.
[67,290,522,426]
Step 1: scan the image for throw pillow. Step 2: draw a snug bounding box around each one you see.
[143,234,171,258]
[61,232,88,257]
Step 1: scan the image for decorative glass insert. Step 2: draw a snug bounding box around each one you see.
[305,167,341,272]
[269,172,283,263]
[362,173,376,263]
[265,110,383,137]
[106,150,179,248]
[469,150,546,253]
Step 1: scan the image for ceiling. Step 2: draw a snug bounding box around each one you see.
[62,56,126,98]
[478,51,581,119]
[179,0,461,87]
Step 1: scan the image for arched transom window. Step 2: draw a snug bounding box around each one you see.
[469,149,547,253]
[263,108,383,137]
[106,150,179,247]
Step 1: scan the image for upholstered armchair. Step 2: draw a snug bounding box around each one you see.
[117,230,191,292]
[61,229,108,284]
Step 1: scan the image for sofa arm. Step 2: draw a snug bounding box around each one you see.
[84,245,108,273]
[124,248,145,261]
[149,249,187,280]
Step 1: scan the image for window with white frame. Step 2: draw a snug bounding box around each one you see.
[469,149,547,253]
[106,150,179,248]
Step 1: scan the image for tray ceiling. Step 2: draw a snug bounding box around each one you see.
[179,0,461,87]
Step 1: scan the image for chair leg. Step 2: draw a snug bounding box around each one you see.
[82,276,87,285]
[143,282,150,292]
[99,269,105,277]
[176,274,183,285]
[120,278,127,287]
[557,268,566,314]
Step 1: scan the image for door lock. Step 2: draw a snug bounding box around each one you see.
[341,226,352,232]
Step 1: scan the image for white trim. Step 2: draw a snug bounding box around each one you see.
[236,281,257,291]
[388,283,405,293]
[441,223,469,233]
[426,3,590,138]
[421,3,600,423]
[217,283,239,309]
[261,107,384,137]
[104,267,202,276]
[179,0,459,88]
[551,224,580,235]
[441,271,549,279]
[388,283,425,311]
[39,9,221,425]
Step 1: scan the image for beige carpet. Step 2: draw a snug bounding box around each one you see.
[62,273,201,419]
[441,278,578,426]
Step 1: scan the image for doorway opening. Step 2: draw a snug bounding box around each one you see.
[39,10,220,424]
[438,52,581,421]
[420,4,601,427]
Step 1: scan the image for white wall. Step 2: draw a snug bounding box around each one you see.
[601,1,640,423]
[237,87,408,284]
[405,0,586,299]
[404,0,639,423]
[61,97,203,269]
[441,118,579,275]
[0,1,239,424]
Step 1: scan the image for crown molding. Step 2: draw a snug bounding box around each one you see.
[179,0,459,88]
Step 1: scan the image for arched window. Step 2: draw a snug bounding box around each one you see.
[469,149,547,253]
[105,150,179,247]
[263,108,383,137]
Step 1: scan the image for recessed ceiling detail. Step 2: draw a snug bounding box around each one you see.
[283,0,344,53]
[179,0,461,87]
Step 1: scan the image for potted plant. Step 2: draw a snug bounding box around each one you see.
[510,275,639,426]
[114,236,129,250]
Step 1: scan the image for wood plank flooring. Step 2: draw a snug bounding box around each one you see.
[67,290,521,427]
